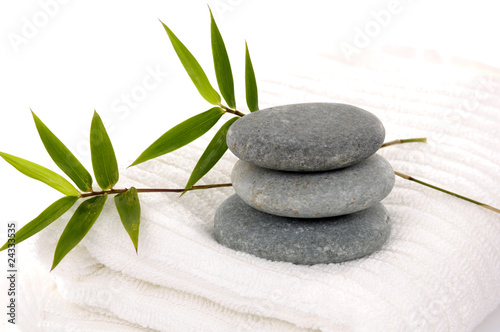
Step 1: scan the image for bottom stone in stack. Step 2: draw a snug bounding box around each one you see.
[214,194,391,265]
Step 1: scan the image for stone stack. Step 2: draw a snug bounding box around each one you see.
[214,103,395,265]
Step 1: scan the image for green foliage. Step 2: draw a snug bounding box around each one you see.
[210,8,236,108]
[184,117,238,192]
[51,194,107,270]
[32,111,93,192]
[114,187,141,252]
[0,9,262,270]
[0,110,147,269]
[136,9,260,191]
[0,152,80,197]
[90,111,119,190]
[131,107,225,166]
[161,21,221,105]
[245,42,259,112]
[0,196,78,251]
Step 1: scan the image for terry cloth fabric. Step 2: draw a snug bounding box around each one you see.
[18,46,500,332]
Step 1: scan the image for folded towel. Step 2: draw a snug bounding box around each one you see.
[19,46,500,332]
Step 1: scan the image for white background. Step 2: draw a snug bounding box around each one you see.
[0,0,499,330]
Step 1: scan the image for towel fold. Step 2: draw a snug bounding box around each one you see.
[19,46,500,332]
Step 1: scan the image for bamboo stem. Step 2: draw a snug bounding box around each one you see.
[380,138,427,148]
[395,171,500,214]
[219,104,246,117]
[80,183,233,198]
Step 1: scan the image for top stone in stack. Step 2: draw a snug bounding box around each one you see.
[226,102,386,172]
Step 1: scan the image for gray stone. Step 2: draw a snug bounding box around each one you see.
[226,103,385,171]
[231,154,395,218]
[214,194,391,265]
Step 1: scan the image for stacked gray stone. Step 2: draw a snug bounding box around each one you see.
[214,103,395,265]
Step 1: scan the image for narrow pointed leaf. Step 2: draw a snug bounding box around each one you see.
[245,42,259,112]
[0,196,78,251]
[184,117,238,192]
[51,194,107,271]
[0,152,80,196]
[131,107,225,166]
[160,21,221,105]
[90,111,119,190]
[210,8,236,108]
[32,111,93,192]
[114,187,141,252]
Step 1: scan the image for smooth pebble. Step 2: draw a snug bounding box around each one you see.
[214,194,391,265]
[231,154,395,218]
[226,103,385,171]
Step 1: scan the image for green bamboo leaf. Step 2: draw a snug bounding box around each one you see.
[209,7,236,109]
[131,107,225,166]
[160,20,221,105]
[51,194,107,271]
[245,42,259,112]
[184,117,238,192]
[32,111,93,192]
[114,187,141,252]
[0,196,78,251]
[0,152,80,196]
[90,111,119,190]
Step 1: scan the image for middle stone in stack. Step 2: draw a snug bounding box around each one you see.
[214,103,395,265]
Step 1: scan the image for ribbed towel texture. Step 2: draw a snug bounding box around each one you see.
[19,47,500,331]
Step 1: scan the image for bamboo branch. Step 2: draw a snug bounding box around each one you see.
[80,183,233,198]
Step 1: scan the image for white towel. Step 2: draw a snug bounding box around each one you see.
[19,46,500,332]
